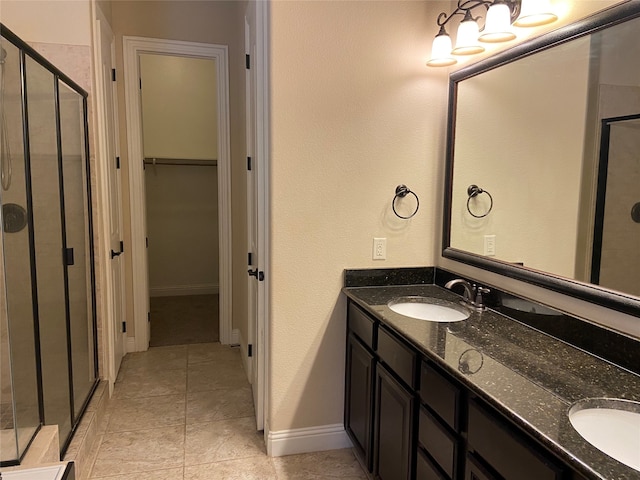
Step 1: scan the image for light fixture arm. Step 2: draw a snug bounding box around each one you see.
[436,0,521,30]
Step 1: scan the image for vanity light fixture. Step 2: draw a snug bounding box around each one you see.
[427,0,558,67]
[514,0,558,27]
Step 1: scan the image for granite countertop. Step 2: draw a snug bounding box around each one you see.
[343,284,640,480]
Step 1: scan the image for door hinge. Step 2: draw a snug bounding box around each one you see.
[248,252,253,265]
[247,156,252,171]
[112,68,116,81]
[148,312,150,322]
[139,78,142,89]
[248,344,253,357]
[116,156,120,169]
[245,54,250,69]
[146,237,149,248]
[64,247,75,266]
[119,240,124,253]
[122,321,127,333]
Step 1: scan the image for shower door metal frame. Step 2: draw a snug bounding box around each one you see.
[590,113,640,285]
[0,23,99,464]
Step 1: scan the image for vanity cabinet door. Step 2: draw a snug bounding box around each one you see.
[345,333,375,470]
[373,363,415,480]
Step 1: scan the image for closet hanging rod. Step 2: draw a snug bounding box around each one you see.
[143,157,218,167]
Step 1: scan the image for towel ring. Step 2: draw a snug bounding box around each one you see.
[393,185,419,219]
[458,348,484,375]
[466,184,493,218]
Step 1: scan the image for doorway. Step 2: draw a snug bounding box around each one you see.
[139,54,220,346]
[122,37,232,352]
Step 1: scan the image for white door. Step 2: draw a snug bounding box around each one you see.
[246,9,264,430]
[97,16,126,379]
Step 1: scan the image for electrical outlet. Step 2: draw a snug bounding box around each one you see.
[373,238,387,260]
[484,235,496,256]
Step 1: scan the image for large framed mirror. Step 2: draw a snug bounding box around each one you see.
[442,2,640,317]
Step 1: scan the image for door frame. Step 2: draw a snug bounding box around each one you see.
[91,3,124,391]
[252,0,271,436]
[122,36,232,351]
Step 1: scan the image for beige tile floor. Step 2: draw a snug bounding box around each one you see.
[88,343,367,479]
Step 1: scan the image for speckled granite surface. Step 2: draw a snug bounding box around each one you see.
[343,284,640,480]
[344,267,434,287]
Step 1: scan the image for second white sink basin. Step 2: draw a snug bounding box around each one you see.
[388,297,470,322]
[569,398,640,472]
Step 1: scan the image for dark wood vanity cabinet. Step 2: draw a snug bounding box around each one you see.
[345,299,588,480]
[345,303,416,479]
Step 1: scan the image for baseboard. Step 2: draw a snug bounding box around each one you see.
[149,284,219,297]
[267,423,353,457]
[126,337,136,353]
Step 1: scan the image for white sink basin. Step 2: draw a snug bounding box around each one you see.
[388,297,470,322]
[569,398,640,472]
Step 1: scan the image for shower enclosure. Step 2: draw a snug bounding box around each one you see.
[0,25,98,465]
[591,114,640,297]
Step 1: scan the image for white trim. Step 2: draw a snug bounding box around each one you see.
[266,424,353,457]
[90,2,118,388]
[122,36,233,351]
[230,328,240,346]
[257,0,271,437]
[126,336,136,353]
[149,284,219,297]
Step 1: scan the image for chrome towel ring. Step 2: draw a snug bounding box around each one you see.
[466,184,493,218]
[393,185,420,219]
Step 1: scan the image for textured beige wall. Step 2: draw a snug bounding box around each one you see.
[450,37,591,278]
[145,165,219,295]
[1,0,91,46]
[110,1,246,335]
[439,0,640,339]
[140,54,218,160]
[268,0,449,432]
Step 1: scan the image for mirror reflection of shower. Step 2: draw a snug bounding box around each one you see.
[1,45,12,191]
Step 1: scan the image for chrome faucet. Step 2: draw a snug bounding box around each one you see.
[444,279,490,311]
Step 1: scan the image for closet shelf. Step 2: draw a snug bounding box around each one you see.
[143,157,217,167]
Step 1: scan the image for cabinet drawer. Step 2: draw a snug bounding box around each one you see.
[419,407,457,479]
[377,326,417,389]
[468,400,563,480]
[420,362,461,432]
[417,448,447,480]
[348,302,375,350]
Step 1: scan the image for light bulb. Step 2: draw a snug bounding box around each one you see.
[479,2,516,43]
[452,14,485,55]
[514,0,558,27]
[427,30,457,67]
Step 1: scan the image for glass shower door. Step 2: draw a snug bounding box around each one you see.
[24,56,72,442]
[0,37,41,464]
[58,80,96,417]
